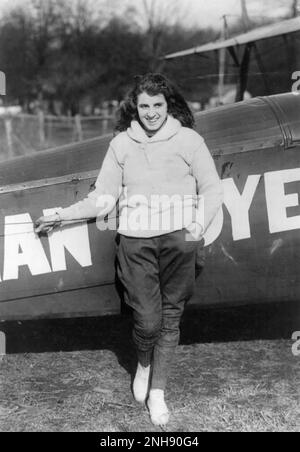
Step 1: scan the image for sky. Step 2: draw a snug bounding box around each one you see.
[0,0,296,31]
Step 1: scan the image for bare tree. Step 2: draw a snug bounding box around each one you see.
[29,0,67,105]
[240,0,251,30]
[51,0,101,114]
[139,0,187,70]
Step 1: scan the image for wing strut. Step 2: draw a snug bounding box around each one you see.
[235,43,253,102]
[227,46,240,67]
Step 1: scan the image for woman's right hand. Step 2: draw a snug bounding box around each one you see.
[34,213,62,234]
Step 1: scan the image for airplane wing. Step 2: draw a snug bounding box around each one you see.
[164,17,300,59]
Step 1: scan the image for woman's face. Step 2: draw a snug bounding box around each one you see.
[137,92,168,133]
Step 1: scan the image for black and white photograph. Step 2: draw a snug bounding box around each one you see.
[0,0,299,433]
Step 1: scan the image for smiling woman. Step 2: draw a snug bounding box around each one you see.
[116,73,195,132]
[35,72,223,426]
[137,93,168,135]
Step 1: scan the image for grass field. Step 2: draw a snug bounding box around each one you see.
[0,304,299,432]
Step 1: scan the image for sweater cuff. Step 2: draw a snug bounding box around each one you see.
[55,207,76,223]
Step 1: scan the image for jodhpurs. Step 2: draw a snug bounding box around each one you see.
[116,229,198,390]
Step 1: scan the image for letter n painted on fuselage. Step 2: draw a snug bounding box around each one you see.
[43,208,92,272]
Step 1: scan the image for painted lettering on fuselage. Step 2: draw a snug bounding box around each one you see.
[0,168,300,281]
[0,211,92,282]
[205,169,300,245]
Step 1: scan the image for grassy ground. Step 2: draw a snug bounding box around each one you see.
[0,305,299,432]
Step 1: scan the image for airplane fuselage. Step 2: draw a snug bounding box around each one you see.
[0,93,299,320]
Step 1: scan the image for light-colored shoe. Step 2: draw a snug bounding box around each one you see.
[147,389,170,426]
[132,363,151,404]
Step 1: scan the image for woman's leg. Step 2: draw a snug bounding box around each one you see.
[147,230,197,424]
[116,235,162,402]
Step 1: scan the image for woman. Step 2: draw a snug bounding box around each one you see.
[35,73,223,426]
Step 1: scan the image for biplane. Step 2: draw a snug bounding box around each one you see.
[164,16,300,101]
[0,91,299,322]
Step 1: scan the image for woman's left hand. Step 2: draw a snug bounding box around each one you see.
[185,222,204,241]
[34,213,61,234]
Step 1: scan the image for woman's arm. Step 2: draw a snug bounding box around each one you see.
[35,144,123,233]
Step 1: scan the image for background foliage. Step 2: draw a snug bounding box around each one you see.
[0,0,299,114]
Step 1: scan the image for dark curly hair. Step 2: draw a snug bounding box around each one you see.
[115,73,195,132]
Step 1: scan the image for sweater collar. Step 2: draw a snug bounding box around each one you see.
[127,115,181,143]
